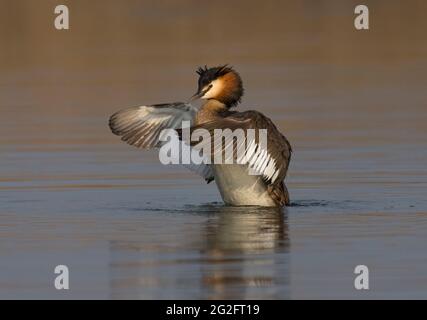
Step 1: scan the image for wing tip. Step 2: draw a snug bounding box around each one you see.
[108,114,119,135]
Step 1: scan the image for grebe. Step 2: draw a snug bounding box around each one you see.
[109,65,292,207]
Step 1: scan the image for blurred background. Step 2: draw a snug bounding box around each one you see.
[1,0,426,147]
[0,0,426,299]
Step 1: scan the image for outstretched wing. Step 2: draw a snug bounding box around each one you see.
[179,110,292,185]
[109,102,214,182]
[109,102,196,149]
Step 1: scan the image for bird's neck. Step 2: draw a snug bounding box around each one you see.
[195,99,228,124]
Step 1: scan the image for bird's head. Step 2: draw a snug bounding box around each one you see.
[191,65,244,108]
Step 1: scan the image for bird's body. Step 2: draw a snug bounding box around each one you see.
[195,100,276,206]
[109,65,292,207]
[212,164,277,206]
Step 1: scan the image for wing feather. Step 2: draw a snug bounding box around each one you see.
[109,103,195,149]
[109,102,214,182]
[178,110,292,185]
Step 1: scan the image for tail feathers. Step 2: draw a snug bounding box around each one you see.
[267,182,290,207]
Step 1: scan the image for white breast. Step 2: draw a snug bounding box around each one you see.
[212,164,277,207]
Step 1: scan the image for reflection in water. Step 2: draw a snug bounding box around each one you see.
[109,205,289,299]
[201,206,289,299]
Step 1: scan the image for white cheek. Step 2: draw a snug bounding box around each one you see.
[202,80,223,99]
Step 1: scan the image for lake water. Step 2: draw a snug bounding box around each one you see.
[1,0,427,299]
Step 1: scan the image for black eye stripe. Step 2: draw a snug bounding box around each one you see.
[201,84,213,95]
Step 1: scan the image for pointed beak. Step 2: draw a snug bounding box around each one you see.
[189,92,202,102]
[188,84,212,103]
[188,87,207,103]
